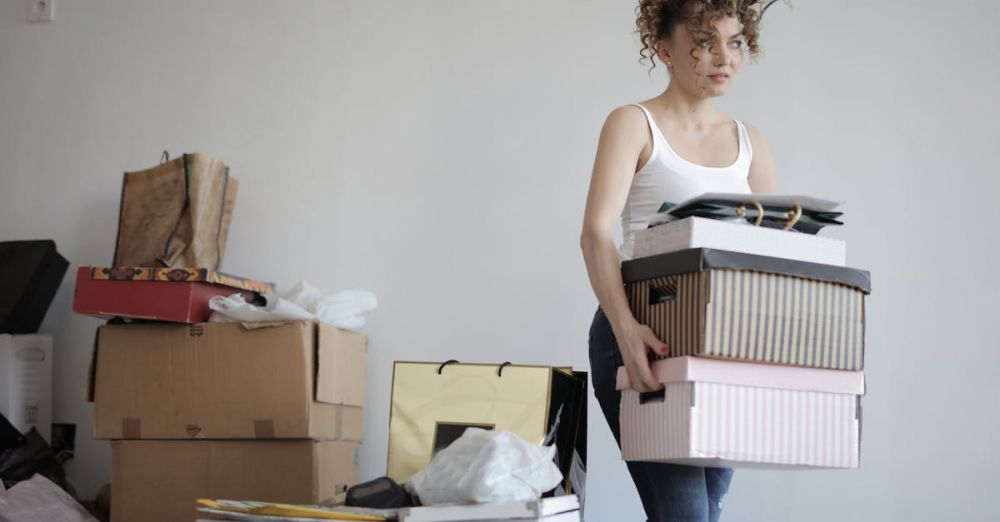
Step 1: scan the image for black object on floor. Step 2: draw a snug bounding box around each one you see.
[345,477,415,509]
[0,239,69,334]
[0,427,71,493]
[0,413,26,452]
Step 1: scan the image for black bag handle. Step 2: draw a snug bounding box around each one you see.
[436,360,515,377]
[437,360,459,374]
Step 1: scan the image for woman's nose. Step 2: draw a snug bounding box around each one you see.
[714,47,734,67]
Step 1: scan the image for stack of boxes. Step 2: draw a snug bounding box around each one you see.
[617,212,870,469]
[72,155,368,521]
[82,321,367,522]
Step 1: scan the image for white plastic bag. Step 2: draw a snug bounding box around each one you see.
[405,429,563,506]
[209,281,377,331]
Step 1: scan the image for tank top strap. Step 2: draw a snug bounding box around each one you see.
[735,120,754,165]
[631,104,665,166]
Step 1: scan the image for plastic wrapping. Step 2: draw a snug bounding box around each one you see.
[406,429,562,506]
[209,281,377,331]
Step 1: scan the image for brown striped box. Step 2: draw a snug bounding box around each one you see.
[622,248,871,370]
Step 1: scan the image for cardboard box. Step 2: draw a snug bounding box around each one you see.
[623,248,871,370]
[0,334,52,441]
[89,321,365,440]
[112,439,359,522]
[617,356,864,469]
[72,266,274,323]
[632,217,847,266]
[0,240,69,334]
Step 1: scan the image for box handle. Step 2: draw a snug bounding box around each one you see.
[639,389,666,404]
[649,281,678,306]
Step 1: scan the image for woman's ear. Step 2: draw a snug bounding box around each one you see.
[656,40,673,68]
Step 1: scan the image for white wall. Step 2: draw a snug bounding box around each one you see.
[1,1,998,520]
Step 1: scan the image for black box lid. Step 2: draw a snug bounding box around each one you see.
[622,248,871,293]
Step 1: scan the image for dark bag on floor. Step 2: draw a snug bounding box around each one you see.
[0,427,70,493]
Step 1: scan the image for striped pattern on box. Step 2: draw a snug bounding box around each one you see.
[626,269,865,370]
[620,382,860,469]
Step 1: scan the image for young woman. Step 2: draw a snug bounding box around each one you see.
[580,1,778,520]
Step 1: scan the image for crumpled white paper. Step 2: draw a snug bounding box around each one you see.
[0,474,97,522]
[208,281,377,331]
[406,429,563,506]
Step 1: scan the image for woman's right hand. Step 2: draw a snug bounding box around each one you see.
[614,318,669,392]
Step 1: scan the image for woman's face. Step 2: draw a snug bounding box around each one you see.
[658,15,746,98]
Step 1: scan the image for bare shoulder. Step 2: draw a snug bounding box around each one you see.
[743,122,764,140]
[744,122,770,146]
[742,122,778,192]
[603,104,648,135]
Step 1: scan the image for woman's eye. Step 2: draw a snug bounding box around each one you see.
[696,40,711,49]
[730,40,744,49]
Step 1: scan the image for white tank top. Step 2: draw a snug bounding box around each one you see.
[619,103,753,260]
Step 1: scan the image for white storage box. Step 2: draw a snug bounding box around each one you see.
[0,334,53,441]
[633,217,847,266]
[617,356,864,469]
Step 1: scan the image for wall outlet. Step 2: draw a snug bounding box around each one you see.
[27,0,55,23]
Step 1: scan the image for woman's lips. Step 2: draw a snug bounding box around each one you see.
[708,74,730,84]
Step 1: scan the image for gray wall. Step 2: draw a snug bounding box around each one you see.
[1,1,997,520]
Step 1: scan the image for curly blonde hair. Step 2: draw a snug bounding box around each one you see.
[636,0,764,70]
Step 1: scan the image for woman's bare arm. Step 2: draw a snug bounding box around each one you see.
[581,106,668,392]
[746,124,778,193]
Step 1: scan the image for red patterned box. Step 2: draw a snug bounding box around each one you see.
[72,266,274,323]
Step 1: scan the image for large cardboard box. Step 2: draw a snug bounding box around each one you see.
[617,356,864,469]
[0,334,52,441]
[632,217,847,266]
[89,321,365,440]
[112,439,359,522]
[623,248,871,370]
[72,266,274,324]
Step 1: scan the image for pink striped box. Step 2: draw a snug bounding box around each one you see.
[616,356,864,469]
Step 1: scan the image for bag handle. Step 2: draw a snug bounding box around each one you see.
[437,360,459,374]
[735,200,804,230]
[780,203,803,231]
[734,199,764,226]
[435,360,514,377]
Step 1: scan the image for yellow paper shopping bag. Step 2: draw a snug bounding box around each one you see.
[386,360,586,497]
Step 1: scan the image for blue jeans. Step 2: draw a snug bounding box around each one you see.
[589,307,734,522]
